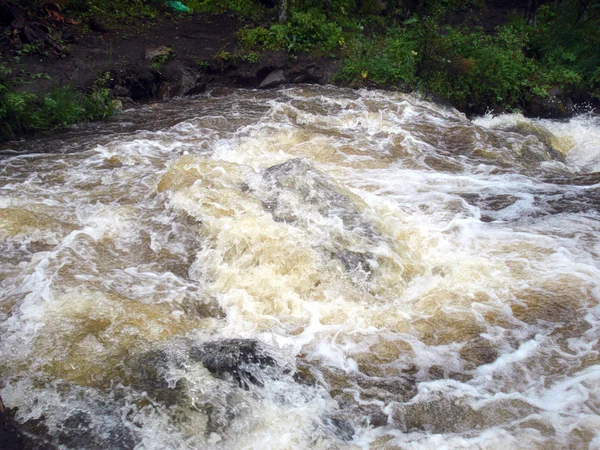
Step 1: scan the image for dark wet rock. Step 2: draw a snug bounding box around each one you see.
[127,70,160,100]
[311,361,418,433]
[542,186,600,215]
[0,395,25,450]
[369,412,389,428]
[290,64,325,84]
[124,349,187,407]
[183,82,207,97]
[261,158,380,274]
[542,172,600,187]
[460,339,499,367]
[157,82,181,99]
[111,85,129,97]
[463,184,600,221]
[460,192,519,221]
[356,376,418,403]
[327,417,355,441]
[179,296,225,321]
[526,86,574,119]
[293,360,317,386]
[427,365,473,383]
[393,396,477,433]
[123,339,315,437]
[20,416,57,450]
[57,410,135,450]
[460,193,518,212]
[189,339,279,389]
[258,69,286,89]
[392,395,540,434]
[4,401,136,450]
[145,45,171,61]
[88,16,109,33]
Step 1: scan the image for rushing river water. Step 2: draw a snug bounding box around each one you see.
[1,86,600,449]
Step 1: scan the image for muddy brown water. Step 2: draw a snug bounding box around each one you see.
[1,86,600,449]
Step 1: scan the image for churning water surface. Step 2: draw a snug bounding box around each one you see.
[1,86,599,449]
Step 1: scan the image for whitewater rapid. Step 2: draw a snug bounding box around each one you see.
[1,86,599,449]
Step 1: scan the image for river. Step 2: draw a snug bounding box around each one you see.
[1,86,599,449]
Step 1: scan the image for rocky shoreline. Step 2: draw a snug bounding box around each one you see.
[1,5,595,125]
[1,8,341,106]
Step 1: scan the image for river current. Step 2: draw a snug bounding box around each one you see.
[1,86,599,449]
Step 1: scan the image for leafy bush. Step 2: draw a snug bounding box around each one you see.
[419,24,535,109]
[238,9,343,52]
[530,3,600,96]
[0,66,114,141]
[186,0,261,17]
[335,28,420,86]
[237,26,286,50]
[286,10,343,51]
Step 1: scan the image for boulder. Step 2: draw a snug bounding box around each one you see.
[261,158,380,274]
[158,82,182,100]
[88,16,109,33]
[145,45,170,61]
[189,339,279,389]
[183,82,207,97]
[125,349,187,407]
[258,69,286,89]
[0,395,24,450]
[527,86,574,119]
[111,85,129,97]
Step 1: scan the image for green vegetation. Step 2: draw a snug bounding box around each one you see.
[149,47,176,68]
[186,0,262,17]
[333,27,420,88]
[238,9,344,52]
[0,65,114,141]
[236,0,600,112]
[2,0,598,143]
[416,23,539,110]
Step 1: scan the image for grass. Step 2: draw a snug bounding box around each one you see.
[0,65,115,141]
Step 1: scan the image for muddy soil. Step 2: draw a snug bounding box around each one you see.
[0,7,340,103]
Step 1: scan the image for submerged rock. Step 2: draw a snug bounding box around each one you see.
[0,395,24,450]
[124,349,187,407]
[261,158,380,274]
[189,339,280,389]
[126,338,286,403]
[1,395,137,450]
[326,417,355,441]
[122,339,315,437]
[56,409,136,450]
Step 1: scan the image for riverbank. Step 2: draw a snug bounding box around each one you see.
[1,0,598,142]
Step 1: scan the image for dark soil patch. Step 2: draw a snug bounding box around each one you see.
[0,7,340,106]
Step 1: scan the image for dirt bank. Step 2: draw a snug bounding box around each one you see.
[0,7,340,105]
[0,1,595,131]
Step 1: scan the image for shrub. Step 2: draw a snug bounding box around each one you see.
[286,10,343,51]
[238,9,343,53]
[186,0,261,17]
[0,65,114,141]
[335,28,420,87]
[530,3,599,96]
[418,25,534,109]
[237,26,286,50]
